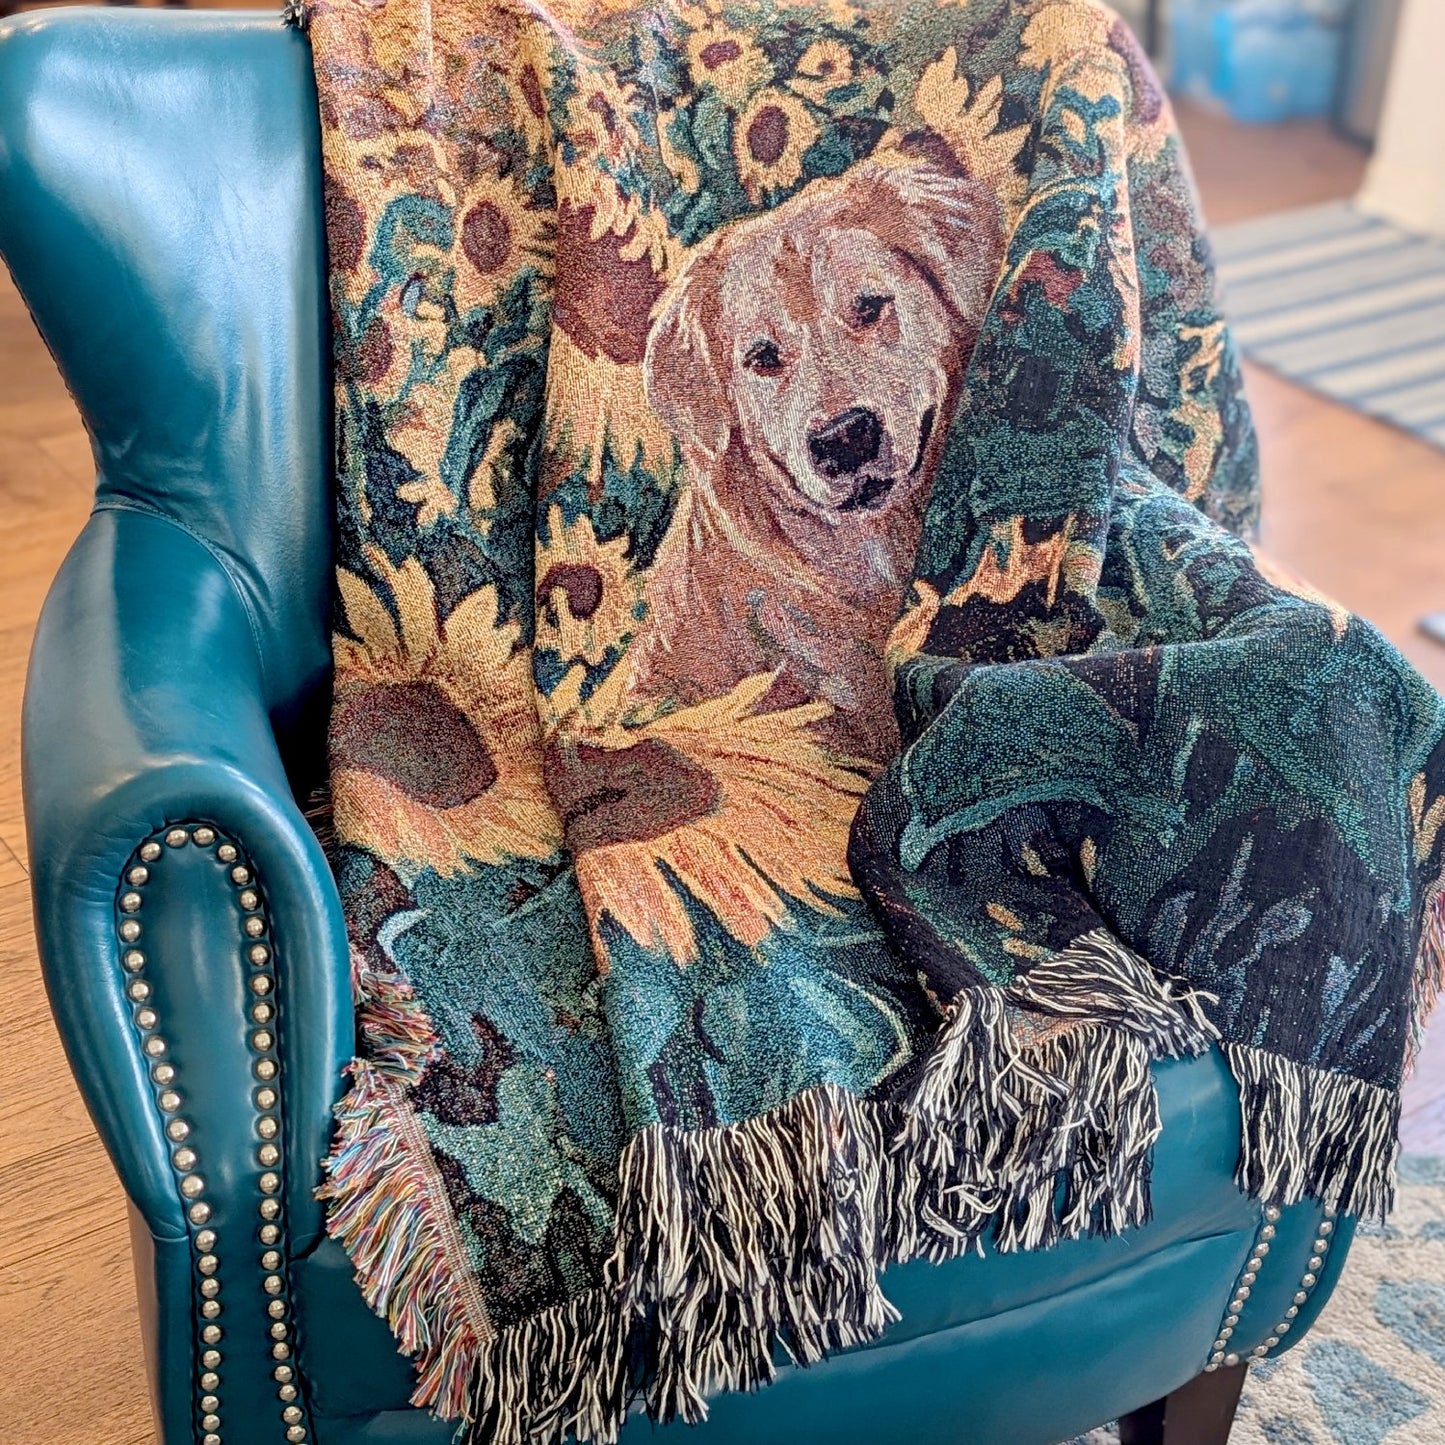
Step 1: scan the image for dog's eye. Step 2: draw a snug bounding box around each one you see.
[854,294,893,326]
[744,340,783,375]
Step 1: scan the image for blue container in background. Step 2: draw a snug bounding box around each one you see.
[1170,0,1349,122]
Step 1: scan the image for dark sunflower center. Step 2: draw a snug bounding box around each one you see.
[548,737,720,852]
[699,40,741,69]
[540,562,605,622]
[334,681,498,809]
[461,201,512,275]
[747,106,789,166]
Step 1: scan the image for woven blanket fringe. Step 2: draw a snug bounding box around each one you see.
[321,929,1242,1444]
[1223,1040,1401,1220]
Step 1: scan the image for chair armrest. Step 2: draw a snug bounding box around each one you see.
[23,503,350,1256]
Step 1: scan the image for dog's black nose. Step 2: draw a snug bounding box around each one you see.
[808,408,883,479]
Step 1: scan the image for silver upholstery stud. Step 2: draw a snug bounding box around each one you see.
[249,944,270,965]
[1265,1336,1280,1348]
[260,1225,281,1246]
[1320,1220,1334,1235]
[201,1325,222,1345]
[240,890,259,910]
[193,826,216,846]
[173,1147,198,1171]
[202,1348,221,1369]
[271,1322,288,1340]
[273,1342,292,1360]
[217,843,238,863]
[268,1299,286,1319]
[127,865,150,886]
[136,1008,159,1030]
[120,891,142,913]
[258,1144,280,1168]
[261,1250,282,1271]
[144,1036,167,1058]
[201,1371,220,1391]
[1294,1291,1309,1304]
[189,1202,212,1225]
[201,1278,220,1299]
[129,980,151,1002]
[1241,1271,1256,1286]
[201,1300,221,1320]
[203,1434,221,1445]
[1255,1241,1270,1256]
[1302,1273,1317,1288]
[202,1413,220,1431]
[251,974,273,995]
[256,1087,278,1110]
[158,1089,181,1112]
[195,1229,216,1251]
[231,866,250,885]
[1259,1224,1276,1241]
[167,1119,191,1142]
[140,841,163,862]
[286,1427,306,1443]
[165,828,189,848]
[119,919,141,942]
[258,1117,280,1140]
[260,1172,281,1194]
[260,1198,281,1221]
[1308,1254,1324,1270]
[256,1059,278,1081]
[283,1406,304,1424]
[124,949,145,972]
[201,1395,219,1411]
[274,1366,294,1384]
[252,1002,274,1024]
[244,917,266,938]
[263,1274,284,1295]
[152,1064,175,1085]
[179,1174,206,1199]
[198,1255,219,1276]
[252,1030,274,1052]
[278,1385,298,1402]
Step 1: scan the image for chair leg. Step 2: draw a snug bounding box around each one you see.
[1117,1363,1248,1445]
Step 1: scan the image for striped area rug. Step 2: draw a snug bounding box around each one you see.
[1212,201,1445,451]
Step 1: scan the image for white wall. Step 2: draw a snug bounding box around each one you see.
[1359,0,1445,235]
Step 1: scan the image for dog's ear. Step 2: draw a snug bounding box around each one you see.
[644,247,732,464]
[837,162,1005,334]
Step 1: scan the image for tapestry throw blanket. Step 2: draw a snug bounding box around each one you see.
[299,0,1445,1440]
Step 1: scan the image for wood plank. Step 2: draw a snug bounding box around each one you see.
[0,1223,154,1445]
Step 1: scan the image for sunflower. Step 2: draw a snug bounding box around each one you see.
[451,169,555,316]
[331,547,562,875]
[536,506,644,666]
[791,39,855,104]
[548,672,867,964]
[686,20,771,105]
[734,89,821,204]
[910,49,1030,212]
[542,200,678,487]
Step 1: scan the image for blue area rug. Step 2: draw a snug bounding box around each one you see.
[1212,202,1445,452]
[1064,1156,1445,1443]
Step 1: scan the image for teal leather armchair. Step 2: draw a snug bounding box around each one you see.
[2,10,1356,1445]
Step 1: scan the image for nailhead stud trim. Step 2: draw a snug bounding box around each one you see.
[118,824,311,1443]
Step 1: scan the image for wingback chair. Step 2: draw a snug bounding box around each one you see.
[0,10,1357,1445]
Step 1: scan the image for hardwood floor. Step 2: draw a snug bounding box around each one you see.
[0,82,1442,1445]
